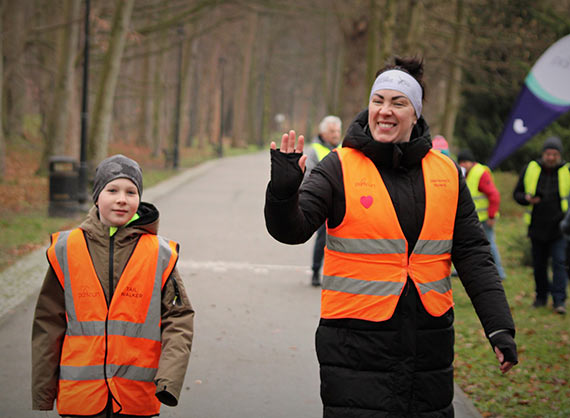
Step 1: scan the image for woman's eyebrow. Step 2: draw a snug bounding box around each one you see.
[372,93,408,101]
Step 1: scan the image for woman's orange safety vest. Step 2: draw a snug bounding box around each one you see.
[322,147,458,321]
[46,228,179,416]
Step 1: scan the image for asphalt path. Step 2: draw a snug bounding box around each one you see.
[0,151,481,417]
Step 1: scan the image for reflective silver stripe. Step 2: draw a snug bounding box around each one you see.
[59,234,174,341]
[67,320,105,336]
[413,239,452,255]
[472,195,486,200]
[52,231,79,324]
[417,276,451,295]
[60,364,104,381]
[60,364,157,382]
[107,320,158,341]
[107,363,157,382]
[326,235,406,255]
[322,275,404,296]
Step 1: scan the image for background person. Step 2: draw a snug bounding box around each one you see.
[264,56,517,417]
[457,149,506,280]
[513,136,569,314]
[32,154,195,416]
[432,134,451,157]
[304,115,342,286]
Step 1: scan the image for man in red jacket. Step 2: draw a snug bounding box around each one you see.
[457,149,506,280]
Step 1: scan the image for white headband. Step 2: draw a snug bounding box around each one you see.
[369,69,423,118]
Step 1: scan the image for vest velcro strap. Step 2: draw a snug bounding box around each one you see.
[417,276,451,295]
[413,239,452,255]
[327,235,406,254]
[322,275,405,296]
[67,321,105,336]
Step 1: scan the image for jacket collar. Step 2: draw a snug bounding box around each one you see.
[81,201,159,246]
[342,109,432,169]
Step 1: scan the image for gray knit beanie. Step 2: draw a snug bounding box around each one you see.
[542,136,563,153]
[92,154,143,203]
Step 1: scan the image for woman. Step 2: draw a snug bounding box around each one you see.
[264,57,517,417]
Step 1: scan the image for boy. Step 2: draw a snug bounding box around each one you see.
[32,154,194,417]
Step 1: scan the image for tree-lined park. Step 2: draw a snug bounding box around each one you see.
[0,1,569,416]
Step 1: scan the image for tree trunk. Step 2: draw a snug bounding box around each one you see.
[321,8,342,116]
[338,14,369,123]
[138,34,154,147]
[441,0,466,146]
[39,0,80,174]
[185,35,200,147]
[366,0,380,85]
[197,38,221,149]
[256,14,275,148]
[209,47,223,149]
[151,30,167,158]
[232,11,257,147]
[0,0,5,180]
[402,0,424,55]
[88,0,135,166]
[378,0,397,66]
[3,1,29,139]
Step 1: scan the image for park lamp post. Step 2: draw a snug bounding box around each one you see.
[77,0,90,206]
[172,25,184,169]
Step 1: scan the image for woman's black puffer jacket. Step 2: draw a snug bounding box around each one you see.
[264,110,515,417]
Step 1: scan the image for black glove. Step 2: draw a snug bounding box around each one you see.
[269,148,304,200]
[489,332,518,365]
[156,389,178,406]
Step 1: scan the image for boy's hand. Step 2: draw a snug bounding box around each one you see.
[156,389,177,406]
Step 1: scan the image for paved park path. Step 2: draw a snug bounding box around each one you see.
[0,151,481,417]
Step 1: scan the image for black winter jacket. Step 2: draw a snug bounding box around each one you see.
[513,159,569,241]
[265,110,516,417]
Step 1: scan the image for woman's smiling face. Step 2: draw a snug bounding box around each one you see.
[368,89,418,143]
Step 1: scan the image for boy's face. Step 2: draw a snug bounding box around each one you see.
[96,178,139,227]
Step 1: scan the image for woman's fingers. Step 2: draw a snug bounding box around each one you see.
[275,130,304,154]
[287,130,296,153]
[299,155,307,172]
[296,134,305,154]
[279,133,288,151]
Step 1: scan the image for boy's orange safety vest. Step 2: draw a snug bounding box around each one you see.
[322,147,458,322]
[47,228,179,416]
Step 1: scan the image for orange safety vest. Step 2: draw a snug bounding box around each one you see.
[46,228,179,416]
[322,147,458,321]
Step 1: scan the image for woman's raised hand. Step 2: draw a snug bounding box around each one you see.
[270,130,307,172]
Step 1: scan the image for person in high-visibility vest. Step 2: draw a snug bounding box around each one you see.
[265,56,517,417]
[513,136,569,314]
[304,115,342,286]
[32,155,195,417]
[457,149,506,280]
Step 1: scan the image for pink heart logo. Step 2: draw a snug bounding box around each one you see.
[360,195,373,209]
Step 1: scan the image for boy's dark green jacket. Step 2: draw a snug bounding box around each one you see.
[32,202,194,417]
